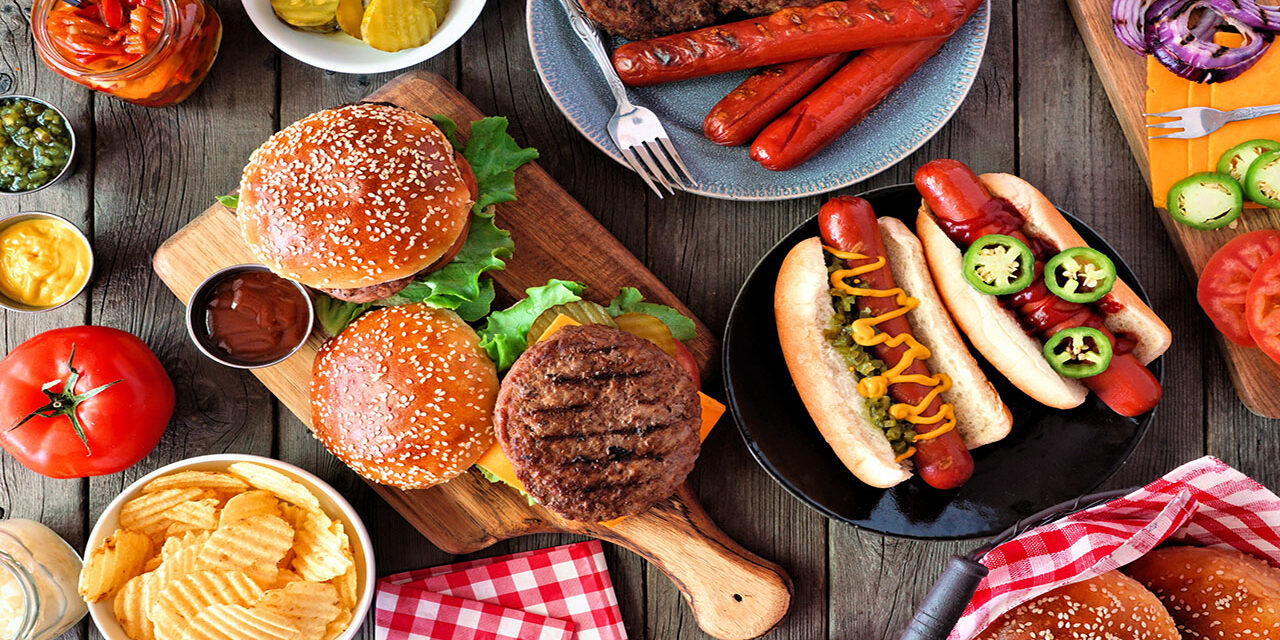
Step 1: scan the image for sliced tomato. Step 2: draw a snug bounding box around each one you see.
[1197,230,1280,346]
[672,339,699,388]
[1246,252,1280,365]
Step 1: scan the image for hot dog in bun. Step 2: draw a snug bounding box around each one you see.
[914,159,1171,417]
[775,196,1012,490]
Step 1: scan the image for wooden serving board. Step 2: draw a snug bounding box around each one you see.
[1067,0,1280,419]
[152,71,791,640]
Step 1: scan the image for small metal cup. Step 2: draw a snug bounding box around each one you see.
[0,211,93,313]
[0,95,77,195]
[186,264,316,369]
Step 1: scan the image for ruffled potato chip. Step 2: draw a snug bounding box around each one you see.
[79,529,153,602]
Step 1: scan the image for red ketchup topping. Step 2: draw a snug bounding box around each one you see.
[204,271,309,364]
[935,196,1136,355]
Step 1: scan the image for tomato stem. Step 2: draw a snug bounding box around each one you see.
[6,345,121,455]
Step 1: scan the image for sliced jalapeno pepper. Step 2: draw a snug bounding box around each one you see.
[1044,247,1116,304]
[962,234,1034,296]
[1217,139,1280,183]
[1245,150,1280,209]
[1166,172,1244,230]
[1043,327,1113,379]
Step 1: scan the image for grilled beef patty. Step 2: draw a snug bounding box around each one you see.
[580,0,825,40]
[494,324,701,522]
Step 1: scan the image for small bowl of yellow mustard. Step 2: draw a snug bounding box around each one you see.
[0,211,92,312]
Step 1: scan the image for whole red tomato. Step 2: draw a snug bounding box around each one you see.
[0,326,174,478]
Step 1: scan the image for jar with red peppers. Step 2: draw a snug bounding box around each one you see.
[31,0,222,108]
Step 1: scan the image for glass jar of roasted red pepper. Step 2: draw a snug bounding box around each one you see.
[30,0,222,108]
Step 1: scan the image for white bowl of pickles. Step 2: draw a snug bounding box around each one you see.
[244,0,483,74]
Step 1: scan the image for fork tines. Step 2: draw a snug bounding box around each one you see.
[622,136,697,198]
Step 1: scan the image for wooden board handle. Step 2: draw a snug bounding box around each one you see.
[584,486,793,640]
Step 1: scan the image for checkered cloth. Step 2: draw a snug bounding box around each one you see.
[951,456,1280,640]
[376,541,628,640]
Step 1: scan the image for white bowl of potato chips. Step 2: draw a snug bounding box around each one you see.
[80,454,374,640]
[243,0,485,74]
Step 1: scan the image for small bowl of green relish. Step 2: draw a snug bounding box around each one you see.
[0,96,75,195]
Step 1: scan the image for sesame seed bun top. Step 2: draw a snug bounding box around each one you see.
[1124,546,1280,640]
[309,304,497,489]
[238,103,472,290]
[975,570,1180,640]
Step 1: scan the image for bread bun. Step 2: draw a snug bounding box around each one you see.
[773,228,1012,488]
[309,304,497,489]
[980,173,1172,365]
[775,236,908,488]
[1125,546,1280,639]
[879,217,1012,448]
[916,209,1088,410]
[238,103,472,290]
[975,571,1180,640]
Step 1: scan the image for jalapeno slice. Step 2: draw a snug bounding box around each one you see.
[962,234,1034,296]
[1244,150,1280,209]
[1217,139,1280,183]
[1166,172,1244,230]
[1044,247,1116,304]
[1043,327,1113,378]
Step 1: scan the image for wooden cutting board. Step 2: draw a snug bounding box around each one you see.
[1067,0,1280,419]
[151,71,791,640]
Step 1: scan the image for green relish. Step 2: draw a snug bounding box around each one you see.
[823,260,914,456]
[0,98,72,193]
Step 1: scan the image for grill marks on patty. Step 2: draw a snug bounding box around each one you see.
[578,0,825,39]
[494,324,701,522]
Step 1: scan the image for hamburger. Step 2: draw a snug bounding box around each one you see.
[309,304,498,489]
[1125,546,1280,639]
[234,103,537,335]
[237,102,474,303]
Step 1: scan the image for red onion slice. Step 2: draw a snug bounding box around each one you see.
[1113,0,1151,53]
[1146,0,1273,82]
[1207,0,1280,31]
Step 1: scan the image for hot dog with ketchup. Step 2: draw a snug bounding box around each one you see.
[775,196,1012,490]
[914,160,1171,417]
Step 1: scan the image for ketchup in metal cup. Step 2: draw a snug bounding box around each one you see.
[31,0,221,107]
[204,270,310,365]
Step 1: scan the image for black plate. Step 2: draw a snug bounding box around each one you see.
[723,184,1161,540]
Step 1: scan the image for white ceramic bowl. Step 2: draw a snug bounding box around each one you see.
[243,0,486,74]
[85,454,376,640]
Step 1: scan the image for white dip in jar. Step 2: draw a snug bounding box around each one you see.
[0,519,86,640]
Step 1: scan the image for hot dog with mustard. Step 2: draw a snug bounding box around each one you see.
[775,196,1012,490]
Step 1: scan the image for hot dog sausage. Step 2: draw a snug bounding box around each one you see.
[819,196,975,490]
[703,53,850,147]
[749,40,944,171]
[914,160,1163,417]
[611,0,977,87]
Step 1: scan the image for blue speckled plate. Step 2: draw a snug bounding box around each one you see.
[526,1,989,201]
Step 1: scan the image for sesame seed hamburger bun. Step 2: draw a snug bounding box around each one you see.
[1124,546,1280,639]
[238,102,473,293]
[975,570,1180,639]
[309,304,498,489]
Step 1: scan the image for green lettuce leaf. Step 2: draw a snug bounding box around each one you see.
[316,297,371,337]
[606,287,696,341]
[475,465,538,506]
[313,116,537,335]
[376,211,513,320]
[216,194,239,209]
[478,280,586,370]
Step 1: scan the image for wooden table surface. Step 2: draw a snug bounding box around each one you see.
[1,1,1276,638]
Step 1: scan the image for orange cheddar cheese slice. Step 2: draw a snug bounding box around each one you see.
[475,314,726,525]
[1148,34,1280,209]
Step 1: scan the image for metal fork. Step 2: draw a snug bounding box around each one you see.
[1145,104,1280,139]
[554,0,697,197]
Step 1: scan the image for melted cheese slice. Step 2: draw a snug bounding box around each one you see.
[476,315,726,524]
[1148,34,1280,209]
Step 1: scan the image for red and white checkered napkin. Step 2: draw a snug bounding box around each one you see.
[950,455,1280,640]
[376,540,628,640]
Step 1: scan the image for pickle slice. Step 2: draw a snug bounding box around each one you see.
[360,0,439,52]
[271,0,340,31]
[336,0,365,38]
[613,313,678,359]
[527,301,617,343]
